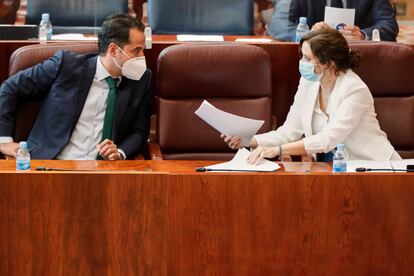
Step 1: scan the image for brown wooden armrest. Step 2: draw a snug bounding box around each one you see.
[133,154,145,160]
[148,142,163,160]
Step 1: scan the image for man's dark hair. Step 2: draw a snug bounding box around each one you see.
[98,13,145,55]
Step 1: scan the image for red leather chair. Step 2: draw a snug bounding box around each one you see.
[350,42,414,159]
[7,43,98,146]
[149,43,273,160]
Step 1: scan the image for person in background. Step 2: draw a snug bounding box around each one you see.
[266,0,297,41]
[0,0,20,24]
[222,29,401,164]
[268,0,399,41]
[0,13,152,160]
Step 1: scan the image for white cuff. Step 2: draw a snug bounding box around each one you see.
[0,136,13,144]
[118,149,126,160]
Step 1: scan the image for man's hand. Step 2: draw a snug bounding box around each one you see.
[339,25,365,40]
[97,139,121,160]
[0,142,19,158]
[311,22,331,31]
[311,22,365,41]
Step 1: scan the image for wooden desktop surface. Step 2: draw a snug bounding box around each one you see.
[1,160,413,275]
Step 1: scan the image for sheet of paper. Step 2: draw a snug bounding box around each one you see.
[235,38,273,43]
[176,34,224,42]
[391,159,414,171]
[324,7,355,28]
[206,148,280,172]
[347,160,392,172]
[194,100,264,146]
[52,33,98,41]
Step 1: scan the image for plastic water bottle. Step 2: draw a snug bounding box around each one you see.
[39,13,52,43]
[332,144,347,173]
[295,17,309,43]
[16,141,30,171]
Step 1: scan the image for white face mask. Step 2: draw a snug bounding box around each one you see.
[113,46,147,80]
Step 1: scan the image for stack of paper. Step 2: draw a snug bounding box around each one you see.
[194,100,264,147]
[347,160,392,172]
[391,159,414,170]
[176,35,224,42]
[235,38,273,43]
[347,159,414,172]
[205,148,280,172]
[52,33,98,41]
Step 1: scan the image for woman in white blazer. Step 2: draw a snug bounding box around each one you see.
[222,28,401,163]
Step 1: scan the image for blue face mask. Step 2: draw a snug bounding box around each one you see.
[299,60,320,82]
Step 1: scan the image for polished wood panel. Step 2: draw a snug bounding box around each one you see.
[2,172,168,275]
[1,160,414,275]
[167,174,414,275]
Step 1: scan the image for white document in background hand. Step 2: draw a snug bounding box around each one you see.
[206,148,280,172]
[324,7,355,28]
[194,100,264,147]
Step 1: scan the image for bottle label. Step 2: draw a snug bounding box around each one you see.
[16,160,30,170]
[333,162,346,172]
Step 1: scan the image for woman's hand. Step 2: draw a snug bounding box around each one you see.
[220,134,242,149]
[220,134,258,150]
[247,146,279,165]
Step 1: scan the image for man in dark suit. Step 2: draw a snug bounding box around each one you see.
[0,13,152,160]
[268,0,398,41]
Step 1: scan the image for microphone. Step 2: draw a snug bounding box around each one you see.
[356,165,414,172]
[35,167,136,172]
[36,166,89,171]
[195,167,269,172]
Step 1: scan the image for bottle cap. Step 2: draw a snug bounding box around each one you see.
[144,27,152,49]
[41,13,50,21]
[372,29,380,42]
[337,144,345,150]
[19,141,27,149]
[299,17,307,24]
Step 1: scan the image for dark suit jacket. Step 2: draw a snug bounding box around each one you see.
[289,0,399,41]
[0,51,152,159]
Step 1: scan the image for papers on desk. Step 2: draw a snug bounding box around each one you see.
[324,7,355,28]
[176,34,224,42]
[235,38,274,43]
[205,148,280,172]
[347,159,414,172]
[347,160,392,172]
[51,33,98,41]
[194,100,264,147]
[391,159,414,170]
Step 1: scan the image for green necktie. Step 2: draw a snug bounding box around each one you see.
[97,76,117,160]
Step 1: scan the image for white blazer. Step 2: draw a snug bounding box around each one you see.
[254,70,401,160]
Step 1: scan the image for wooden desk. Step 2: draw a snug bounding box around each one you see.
[1,160,413,275]
[0,36,300,127]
